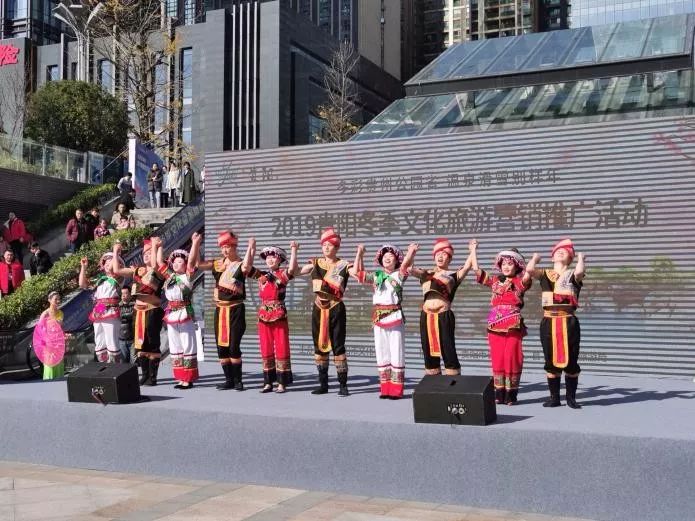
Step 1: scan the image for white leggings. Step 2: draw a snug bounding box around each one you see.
[94,319,121,363]
[374,324,405,380]
[167,320,197,358]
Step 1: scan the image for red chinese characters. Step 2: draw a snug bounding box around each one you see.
[0,45,20,67]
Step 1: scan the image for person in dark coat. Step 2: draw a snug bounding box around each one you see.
[65,208,89,253]
[147,164,163,208]
[181,162,197,205]
[29,242,53,276]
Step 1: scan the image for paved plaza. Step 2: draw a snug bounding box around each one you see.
[0,460,596,521]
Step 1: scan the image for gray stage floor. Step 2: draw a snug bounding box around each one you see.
[2,361,695,521]
[2,360,694,440]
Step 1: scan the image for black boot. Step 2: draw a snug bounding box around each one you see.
[494,388,506,404]
[565,375,582,409]
[138,357,150,386]
[506,389,518,405]
[311,364,329,395]
[232,363,244,391]
[144,358,159,386]
[216,364,234,390]
[543,377,562,407]
[260,368,275,393]
[337,370,349,397]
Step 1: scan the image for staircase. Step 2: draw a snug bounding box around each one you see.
[130,207,180,229]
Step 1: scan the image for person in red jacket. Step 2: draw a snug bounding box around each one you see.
[0,250,25,297]
[5,212,27,262]
[65,209,89,253]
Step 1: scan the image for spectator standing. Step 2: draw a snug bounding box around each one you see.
[0,250,25,297]
[29,242,53,276]
[119,286,135,363]
[94,218,111,239]
[5,212,27,261]
[168,160,182,207]
[65,209,89,253]
[84,207,100,241]
[181,161,196,205]
[117,172,136,210]
[161,165,170,208]
[147,163,163,208]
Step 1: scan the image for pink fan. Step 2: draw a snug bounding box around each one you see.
[33,316,66,367]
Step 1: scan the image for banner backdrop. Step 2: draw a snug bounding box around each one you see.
[128,139,163,207]
[205,116,695,378]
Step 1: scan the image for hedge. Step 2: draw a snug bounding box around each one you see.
[0,227,151,330]
[26,183,117,238]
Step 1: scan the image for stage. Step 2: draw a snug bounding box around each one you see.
[1,361,693,521]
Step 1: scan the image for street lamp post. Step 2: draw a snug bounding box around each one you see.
[53,1,103,82]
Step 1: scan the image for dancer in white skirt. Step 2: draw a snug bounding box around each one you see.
[154,233,201,389]
[79,252,124,363]
[351,243,418,399]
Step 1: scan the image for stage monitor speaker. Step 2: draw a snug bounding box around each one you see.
[413,375,496,426]
[67,362,141,404]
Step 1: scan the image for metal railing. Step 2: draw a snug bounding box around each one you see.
[0,133,125,184]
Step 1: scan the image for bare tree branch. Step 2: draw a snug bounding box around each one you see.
[314,41,362,143]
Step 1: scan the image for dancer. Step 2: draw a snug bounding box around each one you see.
[197,231,255,391]
[292,228,352,397]
[252,242,298,393]
[351,243,418,399]
[525,239,586,409]
[156,233,201,389]
[79,252,124,363]
[410,238,473,376]
[113,239,166,385]
[470,240,532,405]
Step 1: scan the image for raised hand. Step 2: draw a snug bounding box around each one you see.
[113,241,123,255]
[577,253,586,262]
[532,253,541,264]
[357,244,365,254]
[151,236,163,248]
[290,240,299,250]
[408,243,419,254]
[249,237,256,249]
[191,232,202,244]
[468,239,478,252]
[80,257,89,268]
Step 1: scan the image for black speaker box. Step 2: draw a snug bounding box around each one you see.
[67,362,141,404]
[413,375,496,426]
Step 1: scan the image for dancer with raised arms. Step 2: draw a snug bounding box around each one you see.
[409,238,474,376]
[525,239,586,409]
[351,242,418,399]
[292,228,352,397]
[197,231,256,391]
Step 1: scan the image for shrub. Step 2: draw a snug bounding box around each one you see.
[26,183,117,238]
[0,228,151,330]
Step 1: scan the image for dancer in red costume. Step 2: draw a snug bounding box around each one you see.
[470,240,532,405]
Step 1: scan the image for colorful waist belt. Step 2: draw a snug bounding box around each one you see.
[215,300,243,308]
[543,310,575,318]
[167,300,191,310]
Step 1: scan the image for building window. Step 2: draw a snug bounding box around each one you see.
[184,0,195,25]
[309,113,327,143]
[8,0,28,19]
[318,0,331,33]
[46,65,59,82]
[166,0,177,18]
[154,63,168,132]
[180,48,193,145]
[97,59,114,93]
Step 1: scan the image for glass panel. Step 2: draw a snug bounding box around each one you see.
[521,28,579,71]
[352,99,412,140]
[449,38,514,79]
[642,15,688,57]
[386,95,452,138]
[485,32,549,75]
[408,42,484,83]
[562,24,615,66]
[600,18,651,62]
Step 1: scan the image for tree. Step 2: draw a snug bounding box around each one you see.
[314,41,362,143]
[0,60,30,137]
[25,81,129,156]
[88,0,193,160]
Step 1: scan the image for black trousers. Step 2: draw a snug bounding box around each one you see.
[214,303,246,359]
[540,315,581,374]
[311,302,347,357]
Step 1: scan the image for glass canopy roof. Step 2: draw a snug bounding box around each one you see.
[406,14,692,85]
[353,70,695,141]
